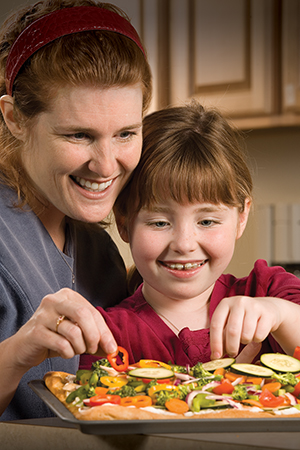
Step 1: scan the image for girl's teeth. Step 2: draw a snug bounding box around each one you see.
[168,262,204,270]
[75,177,112,192]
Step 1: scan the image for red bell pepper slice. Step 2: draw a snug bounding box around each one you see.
[107,346,129,372]
[259,389,286,408]
[86,394,121,407]
[293,346,300,361]
[292,381,300,399]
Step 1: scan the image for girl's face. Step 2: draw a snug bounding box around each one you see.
[125,199,250,304]
[20,84,143,224]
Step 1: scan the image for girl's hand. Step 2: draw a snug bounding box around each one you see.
[12,288,117,371]
[209,295,284,361]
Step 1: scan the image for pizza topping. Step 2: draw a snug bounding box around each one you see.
[107,346,129,372]
[54,348,300,418]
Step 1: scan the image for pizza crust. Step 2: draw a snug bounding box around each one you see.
[44,371,300,421]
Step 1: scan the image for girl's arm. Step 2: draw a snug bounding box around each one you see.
[209,295,300,361]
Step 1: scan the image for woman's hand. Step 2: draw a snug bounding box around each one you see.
[12,288,118,371]
[209,295,300,361]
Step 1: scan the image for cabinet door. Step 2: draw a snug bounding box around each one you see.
[282,0,300,113]
[170,0,277,117]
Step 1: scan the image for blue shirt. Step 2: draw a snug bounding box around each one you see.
[0,185,127,420]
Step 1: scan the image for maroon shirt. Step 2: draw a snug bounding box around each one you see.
[80,260,300,369]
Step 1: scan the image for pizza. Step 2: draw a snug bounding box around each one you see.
[44,347,300,421]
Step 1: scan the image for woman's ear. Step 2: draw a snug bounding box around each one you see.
[0,95,26,141]
[114,212,130,243]
[236,198,251,240]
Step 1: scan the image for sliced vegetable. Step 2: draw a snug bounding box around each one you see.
[165,398,189,414]
[128,367,174,380]
[230,363,274,378]
[94,387,109,396]
[100,376,128,388]
[148,384,178,399]
[107,346,129,372]
[261,382,281,394]
[120,395,152,408]
[202,358,235,372]
[293,346,300,361]
[292,381,300,399]
[191,393,216,412]
[259,389,287,408]
[87,394,121,407]
[261,353,300,373]
[212,379,234,395]
[139,359,171,370]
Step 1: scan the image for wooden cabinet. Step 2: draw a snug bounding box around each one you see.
[168,0,300,129]
[282,0,300,114]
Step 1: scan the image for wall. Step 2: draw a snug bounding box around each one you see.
[227,127,300,277]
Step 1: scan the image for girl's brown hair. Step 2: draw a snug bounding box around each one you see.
[115,101,253,224]
[0,0,152,207]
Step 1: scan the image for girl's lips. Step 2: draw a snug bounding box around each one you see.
[160,260,208,279]
[161,260,208,271]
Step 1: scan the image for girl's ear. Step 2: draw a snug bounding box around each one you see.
[114,212,130,243]
[0,95,26,141]
[236,198,251,240]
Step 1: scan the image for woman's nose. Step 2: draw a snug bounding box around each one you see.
[88,143,117,177]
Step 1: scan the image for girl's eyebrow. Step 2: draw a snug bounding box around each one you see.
[147,205,228,213]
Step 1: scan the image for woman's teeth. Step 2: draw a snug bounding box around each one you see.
[165,261,206,270]
[75,176,112,192]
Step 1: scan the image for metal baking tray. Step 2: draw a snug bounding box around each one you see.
[29,380,300,435]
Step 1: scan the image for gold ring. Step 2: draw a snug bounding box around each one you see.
[55,315,65,333]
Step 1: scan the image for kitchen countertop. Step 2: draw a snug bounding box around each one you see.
[1,417,300,450]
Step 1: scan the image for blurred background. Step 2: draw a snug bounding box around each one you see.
[1,0,300,278]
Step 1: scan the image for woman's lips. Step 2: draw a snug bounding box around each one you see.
[71,175,113,192]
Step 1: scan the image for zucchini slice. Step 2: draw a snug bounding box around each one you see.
[260,353,300,373]
[128,367,174,380]
[230,363,274,378]
[202,358,235,372]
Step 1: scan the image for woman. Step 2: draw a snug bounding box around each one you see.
[0,0,152,420]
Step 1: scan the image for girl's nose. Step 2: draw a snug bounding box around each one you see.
[169,226,198,254]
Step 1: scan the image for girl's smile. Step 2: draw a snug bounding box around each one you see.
[125,199,250,307]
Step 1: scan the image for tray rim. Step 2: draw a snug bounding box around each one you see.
[28,379,300,436]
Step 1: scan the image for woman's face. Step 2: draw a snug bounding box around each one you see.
[21,84,143,223]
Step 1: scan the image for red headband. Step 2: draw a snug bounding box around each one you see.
[5,6,146,96]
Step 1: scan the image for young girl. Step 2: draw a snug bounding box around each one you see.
[80,101,300,369]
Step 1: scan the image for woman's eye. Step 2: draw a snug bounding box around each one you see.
[119,131,135,139]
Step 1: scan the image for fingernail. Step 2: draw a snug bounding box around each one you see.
[106,341,118,355]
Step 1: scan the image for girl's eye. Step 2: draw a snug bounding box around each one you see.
[147,221,168,228]
[199,219,214,227]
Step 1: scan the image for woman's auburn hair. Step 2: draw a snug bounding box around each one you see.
[0,0,152,208]
[115,101,253,222]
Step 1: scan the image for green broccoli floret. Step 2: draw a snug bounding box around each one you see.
[177,384,190,400]
[92,358,111,368]
[232,385,248,401]
[272,372,298,387]
[155,390,179,407]
[90,360,109,383]
[169,363,187,374]
[190,362,213,379]
[108,385,137,398]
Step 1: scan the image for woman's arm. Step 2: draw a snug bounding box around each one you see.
[0,288,118,416]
